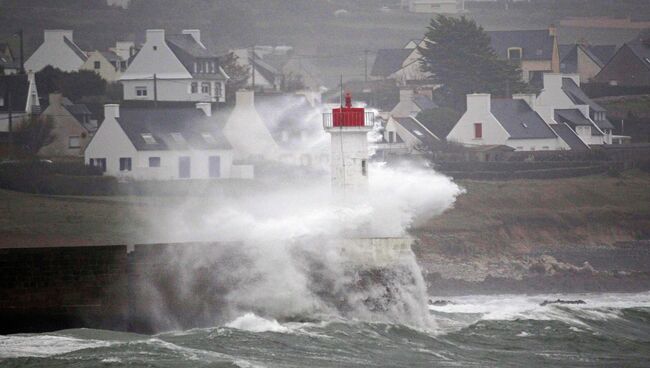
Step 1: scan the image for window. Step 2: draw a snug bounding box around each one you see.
[191,82,198,94]
[170,132,185,144]
[521,122,528,128]
[179,156,191,178]
[141,133,157,144]
[91,158,106,172]
[201,82,210,94]
[0,97,4,106]
[153,45,157,51]
[94,61,101,69]
[507,47,522,60]
[120,61,127,71]
[149,157,161,167]
[413,130,424,137]
[209,156,220,178]
[361,159,367,176]
[135,86,147,97]
[215,82,222,97]
[542,146,550,150]
[388,131,394,143]
[474,123,483,139]
[194,62,198,73]
[201,132,217,144]
[68,136,81,148]
[119,157,132,171]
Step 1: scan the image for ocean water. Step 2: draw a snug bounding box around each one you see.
[1,292,649,367]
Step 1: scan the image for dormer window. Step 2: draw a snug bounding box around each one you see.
[153,46,157,51]
[507,47,522,60]
[141,133,157,144]
[170,132,185,144]
[201,132,217,144]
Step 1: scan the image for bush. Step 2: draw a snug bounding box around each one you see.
[0,161,116,195]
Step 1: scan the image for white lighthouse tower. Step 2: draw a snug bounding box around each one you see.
[323,92,373,199]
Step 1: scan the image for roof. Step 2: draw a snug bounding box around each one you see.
[554,108,602,136]
[490,99,557,139]
[550,123,589,151]
[588,45,617,66]
[165,34,217,58]
[99,50,122,62]
[626,39,650,71]
[63,36,88,62]
[394,116,439,148]
[413,94,437,110]
[115,107,231,151]
[251,57,279,84]
[561,77,605,112]
[488,30,554,61]
[0,74,29,113]
[370,49,412,77]
[63,103,93,130]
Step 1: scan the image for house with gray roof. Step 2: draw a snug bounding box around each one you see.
[121,29,228,103]
[594,30,650,87]
[85,102,252,180]
[559,43,617,82]
[39,93,96,158]
[537,73,612,145]
[370,40,431,84]
[487,27,560,83]
[25,30,87,73]
[81,49,130,82]
[447,93,569,151]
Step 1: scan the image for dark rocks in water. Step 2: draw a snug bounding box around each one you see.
[429,299,454,306]
[540,299,586,306]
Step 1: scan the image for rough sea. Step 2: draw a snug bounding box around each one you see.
[1,292,649,367]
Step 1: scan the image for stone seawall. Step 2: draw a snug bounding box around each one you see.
[0,246,128,334]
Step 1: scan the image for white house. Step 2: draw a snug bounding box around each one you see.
[84,103,253,180]
[536,73,613,145]
[390,88,437,118]
[0,73,40,132]
[120,29,227,103]
[447,94,568,151]
[402,0,464,14]
[370,40,432,84]
[24,30,87,73]
[222,90,280,161]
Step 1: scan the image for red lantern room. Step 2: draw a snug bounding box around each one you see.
[323,92,373,129]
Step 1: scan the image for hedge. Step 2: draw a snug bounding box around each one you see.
[444,165,610,180]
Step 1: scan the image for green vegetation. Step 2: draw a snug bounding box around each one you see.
[419,15,529,110]
[415,170,650,256]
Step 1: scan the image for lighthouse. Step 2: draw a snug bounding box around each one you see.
[323,93,374,198]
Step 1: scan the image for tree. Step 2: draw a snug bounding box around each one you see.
[15,115,56,156]
[280,72,306,92]
[36,66,107,102]
[418,15,529,111]
[219,52,250,105]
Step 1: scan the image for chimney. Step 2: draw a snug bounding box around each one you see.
[146,29,166,47]
[399,88,414,103]
[182,29,203,46]
[548,24,557,38]
[235,89,254,108]
[104,104,120,119]
[196,102,212,117]
[513,93,537,110]
[48,93,63,107]
[466,93,491,113]
[44,30,74,43]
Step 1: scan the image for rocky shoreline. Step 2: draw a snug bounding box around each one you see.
[419,240,650,296]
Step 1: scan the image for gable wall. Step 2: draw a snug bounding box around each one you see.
[594,44,650,87]
[24,38,85,72]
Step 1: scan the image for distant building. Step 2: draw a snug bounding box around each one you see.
[559,43,617,82]
[390,88,437,118]
[488,27,560,83]
[81,51,126,82]
[536,74,613,145]
[0,43,20,75]
[593,30,650,87]
[39,93,96,158]
[0,73,40,133]
[447,94,568,151]
[401,0,464,14]
[121,29,227,103]
[232,48,281,92]
[24,30,87,73]
[370,39,432,85]
[85,103,253,180]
